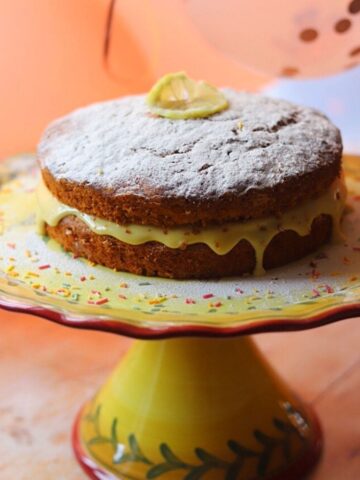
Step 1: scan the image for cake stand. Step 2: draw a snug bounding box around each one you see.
[0,154,359,480]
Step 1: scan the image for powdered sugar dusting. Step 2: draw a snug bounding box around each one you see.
[38,89,342,199]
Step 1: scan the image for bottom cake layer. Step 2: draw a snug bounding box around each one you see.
[46,214,332,279]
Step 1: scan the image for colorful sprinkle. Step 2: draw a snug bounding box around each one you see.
[185,298,196,304]
[202,293,214,299]
[95,297,109,305]
[250,296,261,302]
[149,297,167,305]
[8,271,19,277]
[38,264,51,270]
[323,284,334,294]
[210,301,223,308]
[56,288,71,297]
[26,271,39,277]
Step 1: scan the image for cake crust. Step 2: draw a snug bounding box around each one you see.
[46,215,332,279]
[38,90,342,228]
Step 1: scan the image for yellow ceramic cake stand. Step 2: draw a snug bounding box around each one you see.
[1,154,360,480]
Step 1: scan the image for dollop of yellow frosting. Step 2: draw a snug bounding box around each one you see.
[37,176,346,275]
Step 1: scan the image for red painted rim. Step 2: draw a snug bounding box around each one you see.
[72,402,323,480]
[0,295,359,339]
[72,409,117,480]
[271,404,323,480]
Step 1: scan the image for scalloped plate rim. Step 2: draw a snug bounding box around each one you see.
[1,291,359,339]
[0,153,359,338]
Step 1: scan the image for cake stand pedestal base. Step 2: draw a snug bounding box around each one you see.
[73,336,322,480]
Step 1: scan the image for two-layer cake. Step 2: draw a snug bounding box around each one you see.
[37,76,345,279]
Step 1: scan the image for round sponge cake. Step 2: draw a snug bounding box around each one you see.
[39,89,342,227]
[37,90,343,278]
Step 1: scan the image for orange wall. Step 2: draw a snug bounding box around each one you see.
[0,0,269,157]
[0,0,126,157]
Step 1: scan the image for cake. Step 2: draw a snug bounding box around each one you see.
[36,75,345,279]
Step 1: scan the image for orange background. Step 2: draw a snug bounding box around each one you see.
[0,0,269,157]
[1,0,359,156]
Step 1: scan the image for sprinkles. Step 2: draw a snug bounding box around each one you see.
[88,297,109,305]
[0,155,360,328]
[95,297,109,305]
[56,288,71,297]
[209,301,223,308]
[323,284,334,294]
[202,293,214,299]
[149,297,167,305]
[38,264,51,270]
[185,298,196,304]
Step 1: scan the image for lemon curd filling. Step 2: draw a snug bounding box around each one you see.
[37,176,346,275]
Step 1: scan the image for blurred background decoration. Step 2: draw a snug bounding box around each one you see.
[186,0,360,78]
[0,0,358,156]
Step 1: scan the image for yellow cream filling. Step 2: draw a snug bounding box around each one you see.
[36,176,346,275]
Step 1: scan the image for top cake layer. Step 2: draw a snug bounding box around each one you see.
[38,89,342,227]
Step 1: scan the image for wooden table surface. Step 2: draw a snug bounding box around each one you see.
[0,310,359,480]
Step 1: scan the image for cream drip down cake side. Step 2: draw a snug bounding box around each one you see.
[36,74,346,279]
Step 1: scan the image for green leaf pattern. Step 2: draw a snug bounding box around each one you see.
[84,402,309,479]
